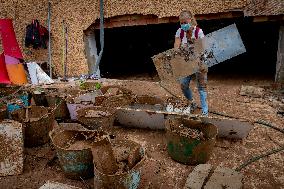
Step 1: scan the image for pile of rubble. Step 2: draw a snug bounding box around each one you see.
[2,80,282,188]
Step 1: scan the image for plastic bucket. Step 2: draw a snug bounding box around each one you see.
[165,117,217,165]
[11,106,54,147]
[7,94,31,117]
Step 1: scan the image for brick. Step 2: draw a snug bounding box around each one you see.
[184,164,212,189]
[204,166,243,189]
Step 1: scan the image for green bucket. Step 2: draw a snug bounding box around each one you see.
[165,117,217,165]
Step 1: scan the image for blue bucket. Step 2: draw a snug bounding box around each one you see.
[7,94,30,117]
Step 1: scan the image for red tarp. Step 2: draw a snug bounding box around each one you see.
[0,53,11,84]
[0,19,23,60]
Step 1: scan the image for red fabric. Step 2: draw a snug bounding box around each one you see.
[0,19,23,60]
[0,53,11,84]
[39,25,48,36]
[194,27,200,39]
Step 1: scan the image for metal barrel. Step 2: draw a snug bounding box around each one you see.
[11,106,54,147]
[165,117,218,165]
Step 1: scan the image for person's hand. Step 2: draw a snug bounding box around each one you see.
[198,61,208,73]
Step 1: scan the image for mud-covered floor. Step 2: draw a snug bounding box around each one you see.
[0,76,283,189]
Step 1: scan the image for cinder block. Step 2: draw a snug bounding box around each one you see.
[39,181,82,189]
[204,166,243,189]
[184,164,212,189]
[0,120,23,176]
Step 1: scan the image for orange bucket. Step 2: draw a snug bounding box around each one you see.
[6,63,28,85]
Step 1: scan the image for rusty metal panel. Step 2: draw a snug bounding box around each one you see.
[201,117,254,139]
[244,0,284,16]
[0,120,23,176]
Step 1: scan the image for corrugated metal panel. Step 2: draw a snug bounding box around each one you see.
[244,0,284,16]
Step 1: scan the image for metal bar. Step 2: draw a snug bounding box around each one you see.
[93,0,104,75]
[65,23,68,79]
[48,1,52,78]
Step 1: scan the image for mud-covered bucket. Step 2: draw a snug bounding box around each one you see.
[0,104,7,120]
[7,94,31,116]
[94,139,146,189]
[66,93,106,120]
[77,106,115,130]
[49,129,107,180]
[100,86,133,108]
[11,106,54,147]
[165,117,217,165]
[46,94,70,119]
[32,92,48,107]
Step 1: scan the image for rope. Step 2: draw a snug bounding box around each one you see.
[92,0,104,74]
[158,81,284,171]
[235,146,284,172]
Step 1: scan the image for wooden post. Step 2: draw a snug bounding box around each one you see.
[275,25,284,82]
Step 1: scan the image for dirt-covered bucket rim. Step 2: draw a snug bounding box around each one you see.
[49,129,109,151]
[93,139,147,177]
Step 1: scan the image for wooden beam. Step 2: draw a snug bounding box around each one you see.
[93,12,245,29]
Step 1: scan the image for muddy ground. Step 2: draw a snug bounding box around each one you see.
[0,75,283,189]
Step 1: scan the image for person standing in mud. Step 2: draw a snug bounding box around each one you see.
[174,10,208,116]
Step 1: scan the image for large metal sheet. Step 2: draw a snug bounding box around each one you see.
[116,105,254,139]
[201,117,254,139]
[152,24,246,82]
[203,24,246,67]
[116,105,166,130]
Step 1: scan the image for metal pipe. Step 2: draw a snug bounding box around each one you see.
[93,0,104,75]
[48,1,52,78]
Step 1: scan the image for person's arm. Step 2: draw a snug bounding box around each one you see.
[174,37,181,49]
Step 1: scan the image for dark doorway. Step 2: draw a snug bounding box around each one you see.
[95,23,179,80]
[94,17,280,80]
